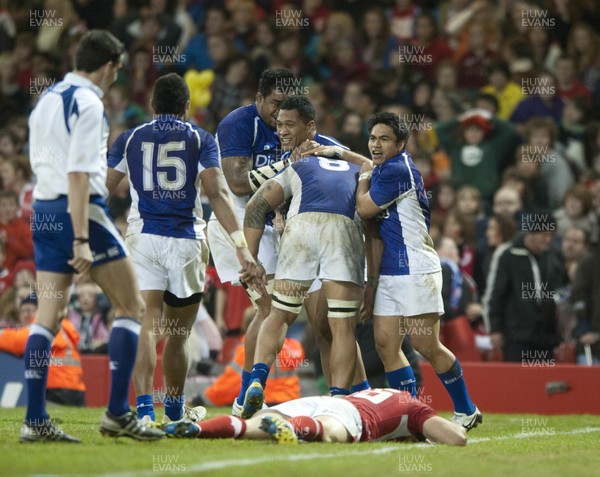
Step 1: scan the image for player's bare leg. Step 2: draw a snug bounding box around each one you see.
[406,313,481,430]
[132,290,163,423]
[373,315,415,394]
[234,276,286,414]
[322,280,361,394]
[404,315,454,373]
[373,315,411,370]
[163,410,296,443]
[92,258,164,440]
[305,287,332,384]
[422,416,467,446]
[161,301,201,422]
[352,342,369,390]
[242,279,309,418]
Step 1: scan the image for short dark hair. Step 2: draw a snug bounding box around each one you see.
[74,30,124,73]
[476,92,500,112]
[367,111,409,144]
[151,73,190,116]
[279,95,315,123]
[258,68,295,97]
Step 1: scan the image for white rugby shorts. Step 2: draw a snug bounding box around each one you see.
[275,212,364,286]
[272,396,362,441]
[125,233,208,298]
[207,218,279,284]
[373,271,444,317]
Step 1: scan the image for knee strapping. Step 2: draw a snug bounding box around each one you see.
[272,291,304,314]
[327,299,359,318]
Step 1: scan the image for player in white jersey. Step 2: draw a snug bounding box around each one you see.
[106,73,263,427]
[355,112,481,431]
[23,30,163,442]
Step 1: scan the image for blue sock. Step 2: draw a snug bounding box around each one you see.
[164,394,185,421]
[350,380,371,393]
[329,386,351,396]
[136,394,154,421]
[437,360,475,415]
[236,370,252,406]
[250,362,270,389]
[24,324,54,423]
[385,366,417,397]
[107,318,140,417]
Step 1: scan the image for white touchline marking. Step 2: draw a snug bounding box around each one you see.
[96,427,600,477]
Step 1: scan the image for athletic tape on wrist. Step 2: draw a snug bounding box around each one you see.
[230,230,247,248]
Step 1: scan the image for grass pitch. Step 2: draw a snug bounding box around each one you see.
[2,407,600,477]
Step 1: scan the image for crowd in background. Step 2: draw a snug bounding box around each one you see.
[1,0,600,366]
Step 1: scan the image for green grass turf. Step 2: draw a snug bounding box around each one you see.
[2,407,600,477]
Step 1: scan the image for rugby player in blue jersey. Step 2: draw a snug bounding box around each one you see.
[239,99,373,418]
[355,112,482,431]
[106,73,264,427]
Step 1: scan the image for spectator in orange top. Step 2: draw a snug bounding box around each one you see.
[0,190,33,270]
[0,295,86,406]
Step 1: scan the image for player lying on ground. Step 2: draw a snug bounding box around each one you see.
[164,388,467,446]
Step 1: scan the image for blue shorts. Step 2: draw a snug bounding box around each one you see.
[32,195,127,274]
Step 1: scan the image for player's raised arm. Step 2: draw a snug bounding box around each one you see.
[201,166,266,292]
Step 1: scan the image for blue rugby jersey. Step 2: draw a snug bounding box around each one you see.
[108,115,219,239]
[369,150,440,276]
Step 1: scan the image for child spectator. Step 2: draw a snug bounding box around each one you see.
[480,60,523,120]
[510,71,564,135]
[559,95,590,177]
[359,7,398,71]
[455,185,488,266]
[521,117,575,209]
[409,12,452,81]
[1,155,33,219]
[527,27,562,72]
[554,185,598,238]
[456,21,498,94]
[435,109,518,202]
[554,55,593,101]
[389,0,420,42]
[0,190,33,270]
[67,282,111,354]
[444,209,478,279]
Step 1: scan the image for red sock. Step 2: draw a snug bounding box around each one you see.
[288,416,323,441]
[196,416,247,439]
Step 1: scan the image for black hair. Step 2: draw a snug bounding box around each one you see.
[151,73,190,116]
[475,92,500,112]
[279,95,315,123]
[367,111,409,144]
[258,67,295,97]
[74,30,124,73]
